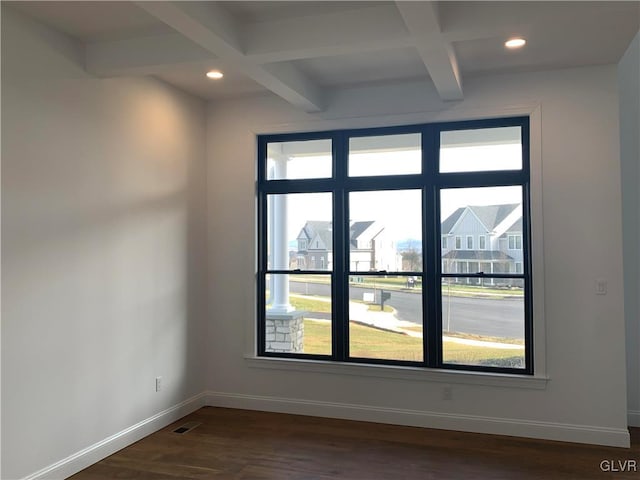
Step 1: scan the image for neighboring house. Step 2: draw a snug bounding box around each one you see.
[441,203,523,285]
[295,220,333,270]
[295,220,400,271]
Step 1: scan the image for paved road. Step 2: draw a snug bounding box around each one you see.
[290,281,524,340]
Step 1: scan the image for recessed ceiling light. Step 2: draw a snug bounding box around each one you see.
[505,38,526,49]
[206,70,224,79]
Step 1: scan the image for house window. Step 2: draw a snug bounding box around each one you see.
[258,117,532,374]
[299,239,307,250]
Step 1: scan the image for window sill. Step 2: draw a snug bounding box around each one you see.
[244,355,548,389]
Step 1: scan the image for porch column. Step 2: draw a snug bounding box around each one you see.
[265,151,305,354]
[269,153,293,313]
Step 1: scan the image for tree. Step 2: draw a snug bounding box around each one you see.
[401,248,422,272]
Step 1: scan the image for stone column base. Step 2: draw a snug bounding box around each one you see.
[265,310,306,353]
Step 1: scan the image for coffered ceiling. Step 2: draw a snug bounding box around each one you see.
[6,1,639,112]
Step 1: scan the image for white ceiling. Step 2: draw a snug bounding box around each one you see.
[6,1,640,111]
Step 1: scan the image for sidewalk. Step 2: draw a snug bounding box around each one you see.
[348,302,421,337]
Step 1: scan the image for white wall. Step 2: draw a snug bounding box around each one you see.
[1,7,207,479]
[619,31,640,426]
[205,65,629,446]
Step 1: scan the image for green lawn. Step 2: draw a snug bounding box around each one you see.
[302,319,524,367]
[366,303,394,312]
[441,283,524,297]
[288,296,392,313]
[442,342,524,367]
[289,296,331,313]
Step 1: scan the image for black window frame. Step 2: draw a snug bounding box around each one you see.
[257,116,533,375]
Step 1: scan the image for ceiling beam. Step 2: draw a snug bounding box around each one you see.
[135,1,324,112]
[395,1,463,101]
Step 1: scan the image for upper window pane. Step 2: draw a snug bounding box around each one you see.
[440,186,523,274]
[267,139,332,180]
[439,126,522,173]
[267,192,332,271]
[349,134,421,177]
[349,190,422,272]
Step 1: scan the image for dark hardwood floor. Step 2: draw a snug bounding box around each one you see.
[70,407,640,479]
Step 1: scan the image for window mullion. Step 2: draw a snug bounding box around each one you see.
[423,126,440,368]
[333,132,348,361]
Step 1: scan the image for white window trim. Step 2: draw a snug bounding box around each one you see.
[249,103,546,384]
[466,235,473,250]
[245,355,548,389]
[479,235,486,250]
[455,235,462,249]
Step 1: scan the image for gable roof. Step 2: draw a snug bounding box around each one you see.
[297,220,378,251]
[311,229,333,250]
[441,208,465,234]
[503,217,522,234]
[299,221,330,240]
[469,204,519,231]
[349,221,375,247]
[441,204,520,233]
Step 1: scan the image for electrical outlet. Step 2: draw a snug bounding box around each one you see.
[443,385,453,400]
[595,278,607,295]
[155,376,162,392]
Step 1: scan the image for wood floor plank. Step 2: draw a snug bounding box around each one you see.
[69,407,640,479]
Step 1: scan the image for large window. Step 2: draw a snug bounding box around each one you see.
[257,117,532,374]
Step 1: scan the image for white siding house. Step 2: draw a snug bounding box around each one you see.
[441,204,523,283]
[296,220,400,271]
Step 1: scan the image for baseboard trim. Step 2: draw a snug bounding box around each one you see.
[19,390,632,479]
[629,410,640,427]
[22,392,207,480]
[205,391,630,448]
